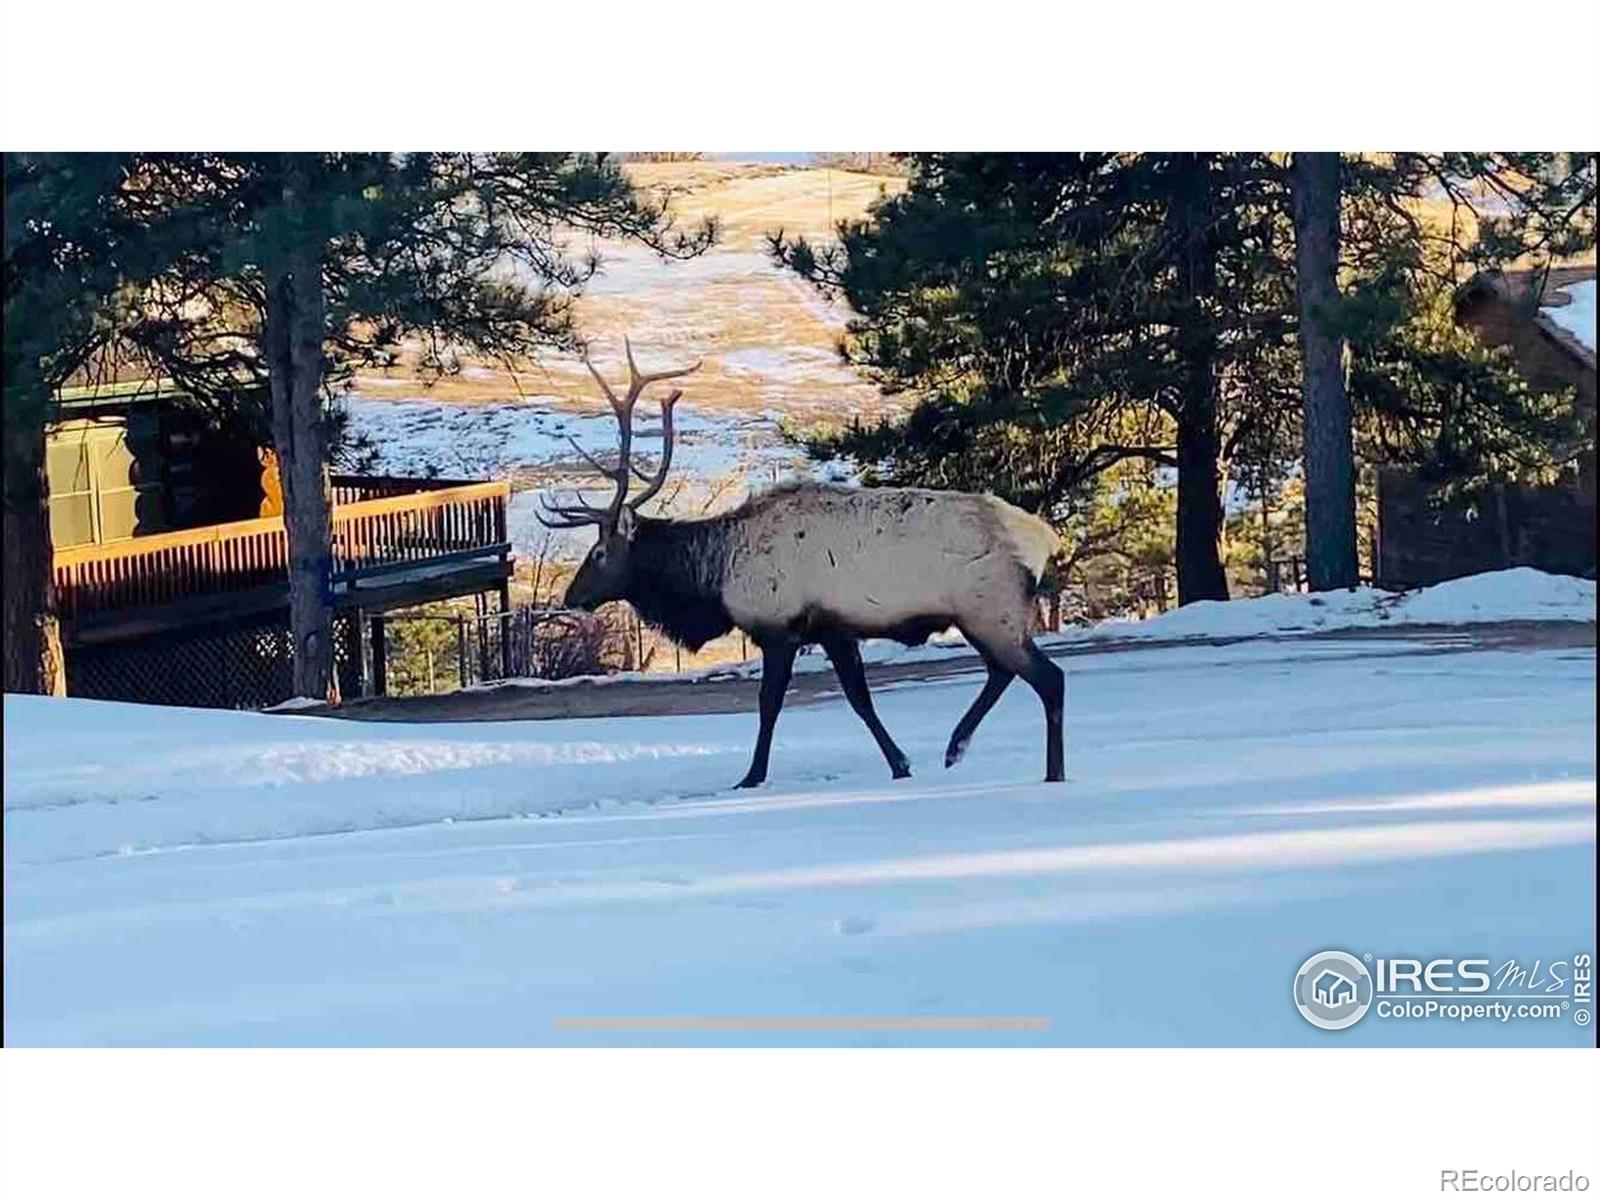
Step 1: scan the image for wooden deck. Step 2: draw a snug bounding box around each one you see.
[55,478,513,643]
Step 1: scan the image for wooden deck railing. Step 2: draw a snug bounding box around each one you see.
[329,481,508,583]
[328,474,482,507]
[54,479,510,622]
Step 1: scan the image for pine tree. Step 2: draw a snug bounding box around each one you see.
[774,153,1595,606]
[3,155,113,694]
[3,153,713,700]
[773,153,1300,606]
[151,153,716,701]
[1292,152,1359,590]
[3,154,214,694]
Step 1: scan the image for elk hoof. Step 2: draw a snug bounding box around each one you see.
[891,762,912,780]
[733,775,764,790]
[944,739,969,768]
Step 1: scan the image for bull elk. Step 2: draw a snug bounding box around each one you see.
[541,338,1066,787]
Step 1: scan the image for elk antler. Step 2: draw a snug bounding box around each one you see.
[623,387,683,513]
[536,337,700,530]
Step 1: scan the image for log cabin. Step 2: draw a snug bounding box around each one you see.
[46,379,513,708]
[1374,267,1596,587]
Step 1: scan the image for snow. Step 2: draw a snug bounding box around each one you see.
[4,582,1594,1045]
[1064,566,1594,644]
[577,246,781,295]
[340,393,842,560]
[719,344,860,386]
[1380,566,1594,623]
[340,393,803,484]
[261,696,328,713]
[1543,278,1595,352]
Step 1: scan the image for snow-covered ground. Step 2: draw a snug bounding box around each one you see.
[1543,277,1595,352]
[4,572,1593,1047]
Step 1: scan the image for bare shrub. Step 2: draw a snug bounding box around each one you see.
[524,607,636,680]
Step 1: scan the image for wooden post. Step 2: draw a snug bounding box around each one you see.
[371,615,388,697]
[498,581,512,679]
[352,607,369,696]
[475,592,490,682]
[457,616,469,689]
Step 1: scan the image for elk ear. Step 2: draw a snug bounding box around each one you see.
[616,507,638,541]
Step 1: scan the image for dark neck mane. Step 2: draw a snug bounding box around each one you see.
[624,517,734,651]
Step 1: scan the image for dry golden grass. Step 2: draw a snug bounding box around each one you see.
[351,161,908,428]
[624,159,905,251]
[356,159,1588,421]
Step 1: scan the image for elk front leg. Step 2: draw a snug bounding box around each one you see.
[735,639,799,788]
[820,635,911,779]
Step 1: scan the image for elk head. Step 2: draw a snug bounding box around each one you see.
[538,337,701,611]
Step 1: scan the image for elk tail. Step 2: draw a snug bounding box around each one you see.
[988,497,1059,588]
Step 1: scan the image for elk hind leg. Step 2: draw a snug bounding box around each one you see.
[975,630,1065,783]
[945,638,1015,768]
[1015,640,1065,782]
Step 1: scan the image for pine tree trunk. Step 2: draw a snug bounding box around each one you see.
[3,417,67,696]
[263,164,338,704]
[1170,154,1230,606]
[1292,151,1358,591]
[1174,403,1229,604]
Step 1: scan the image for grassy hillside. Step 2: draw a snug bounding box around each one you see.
[351,161,906,424]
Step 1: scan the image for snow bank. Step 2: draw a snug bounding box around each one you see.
[261,696,329,713]
[1059,567,1594,647]
[1388,567,1595,624]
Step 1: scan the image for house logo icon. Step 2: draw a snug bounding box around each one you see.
[1312,969,1357,1009]
[1294,951,1374,1030]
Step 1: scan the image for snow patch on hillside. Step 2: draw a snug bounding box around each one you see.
[1543,278,1595,352]
[340,393,802,484]
[341,392,841,559]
